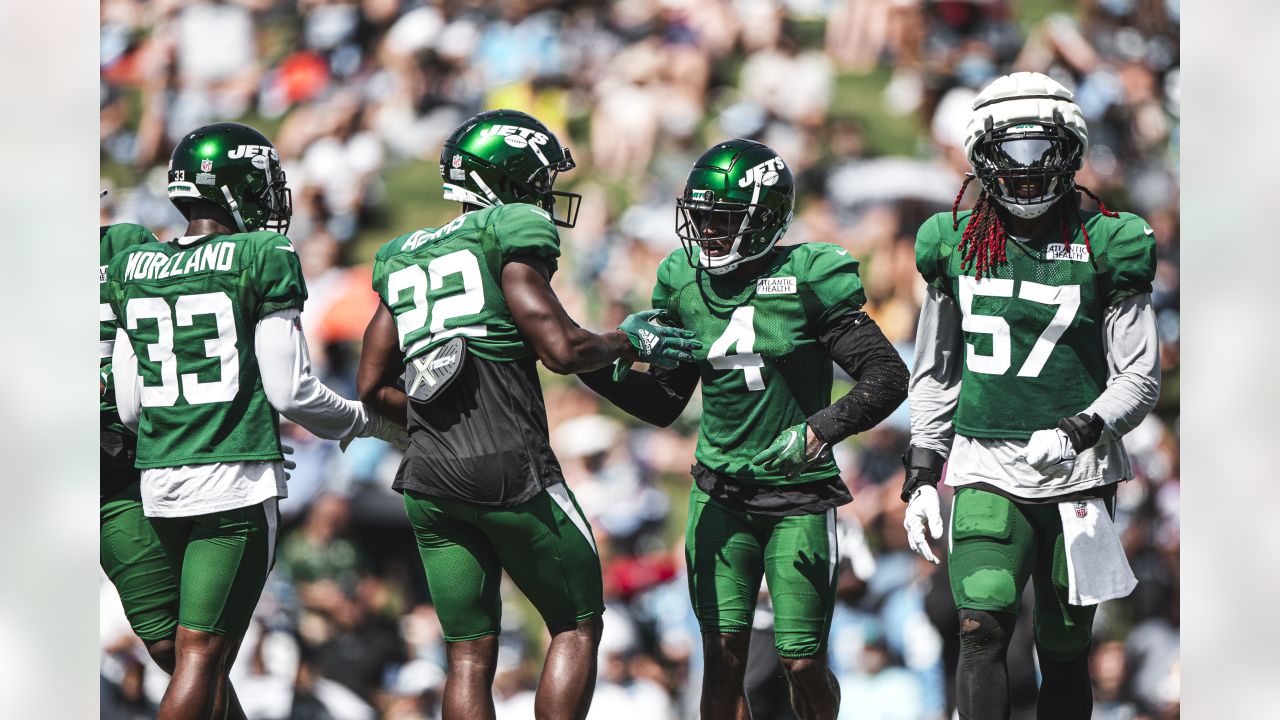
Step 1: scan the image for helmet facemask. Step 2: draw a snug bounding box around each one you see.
[676,188,787,275]
[971,111,1083,220]
[238,159,293,235]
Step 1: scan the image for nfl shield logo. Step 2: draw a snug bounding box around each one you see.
[1074,501,1088,519]
[201,159,213,172]
[451,154,462,168]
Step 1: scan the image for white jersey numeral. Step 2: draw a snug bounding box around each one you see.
[708,306,765,391]
[125,292,239,407]
[958,276,1081,379]
[388,249,488,353]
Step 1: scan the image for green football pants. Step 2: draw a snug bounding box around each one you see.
[947,487,1111,660]
[100,483,179,642]
[150,498,279,639]
[403,484,603,642]
[685,484,838,658]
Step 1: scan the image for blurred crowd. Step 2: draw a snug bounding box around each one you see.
[99,1,1180,718]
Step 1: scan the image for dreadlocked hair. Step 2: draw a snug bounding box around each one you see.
[951,178,1122,280]
[952,174,1007,280]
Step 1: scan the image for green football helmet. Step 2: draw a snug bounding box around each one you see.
[676,139,795,275]
[167,122,292,235]
[439,109,581,228]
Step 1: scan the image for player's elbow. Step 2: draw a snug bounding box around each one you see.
[535,336,584,375]
[539,351,576,375]
[262,377,304,416]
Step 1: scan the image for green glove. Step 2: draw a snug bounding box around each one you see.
[617,310,700,378]
[751,422,827,475]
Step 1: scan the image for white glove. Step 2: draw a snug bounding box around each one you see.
[1022,428,1077,473]
[282,443,296,481]
[904,485,944,565]
[341,405,410,451]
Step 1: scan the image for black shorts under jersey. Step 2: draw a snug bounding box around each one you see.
[394,353,564,507]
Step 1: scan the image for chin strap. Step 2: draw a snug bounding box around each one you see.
[220,186,248,232]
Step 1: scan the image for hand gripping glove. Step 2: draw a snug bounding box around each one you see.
[1022,413,1104,473]
[341,405,410,451]
[614,309,701,380]
[750,422,828,475]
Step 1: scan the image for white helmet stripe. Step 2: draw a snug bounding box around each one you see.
[220,185,248,232]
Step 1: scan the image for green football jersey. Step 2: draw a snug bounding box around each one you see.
[372,203,561,363]
[653,243,867,485]
[107,231,307,468]
[916,208,1156,439]
[101,223,158,435]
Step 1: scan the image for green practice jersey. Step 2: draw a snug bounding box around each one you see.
[653,243,866,485]
[372,203,561,363]
[107,231,307,468]
[101,223,158,435]
[916,208,1156,439]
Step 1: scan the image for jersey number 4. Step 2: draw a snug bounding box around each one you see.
[958,276,1080,377]
[708,306,765,391]
[387,249,488,353]
[126,292,239,407]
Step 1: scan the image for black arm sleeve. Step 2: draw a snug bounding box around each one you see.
[806,309,910,444]
[577,361,700,427]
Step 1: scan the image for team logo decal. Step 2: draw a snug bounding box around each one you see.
[739,156,786,188]
[480,124,549,150]
[228,144,278,160]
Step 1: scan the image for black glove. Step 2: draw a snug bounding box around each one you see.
[1057,413,1105,453]
[900,445,947,503]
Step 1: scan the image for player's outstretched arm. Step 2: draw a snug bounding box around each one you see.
[502,256,698,374]
[577,360,700,427]
[257,309,407,448]
[356,303,408,425]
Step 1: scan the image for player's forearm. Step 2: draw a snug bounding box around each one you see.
[543,328,636,375]
[1082,293,1161,440]
[502,256,638,374]
[577,361,698,427]
[809,310,909,443]
[111,327,141,433]
[256,310,368,439]
[908,287,962,457]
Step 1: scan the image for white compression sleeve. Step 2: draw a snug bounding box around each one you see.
[909,285,963,457]
[1083,293,1161,439]
[255,309,369,440]
[111,326,141,433]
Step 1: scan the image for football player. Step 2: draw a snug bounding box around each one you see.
[901,72,1159,719]
[100,221,182,674]
[107,122,407,719]
[577,139,909,720]
[353,109,698,720]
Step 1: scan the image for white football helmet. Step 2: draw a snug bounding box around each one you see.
[963,72,1088,219]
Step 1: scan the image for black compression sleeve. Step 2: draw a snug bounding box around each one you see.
[577,361,700,427]
[806,309,910,444]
